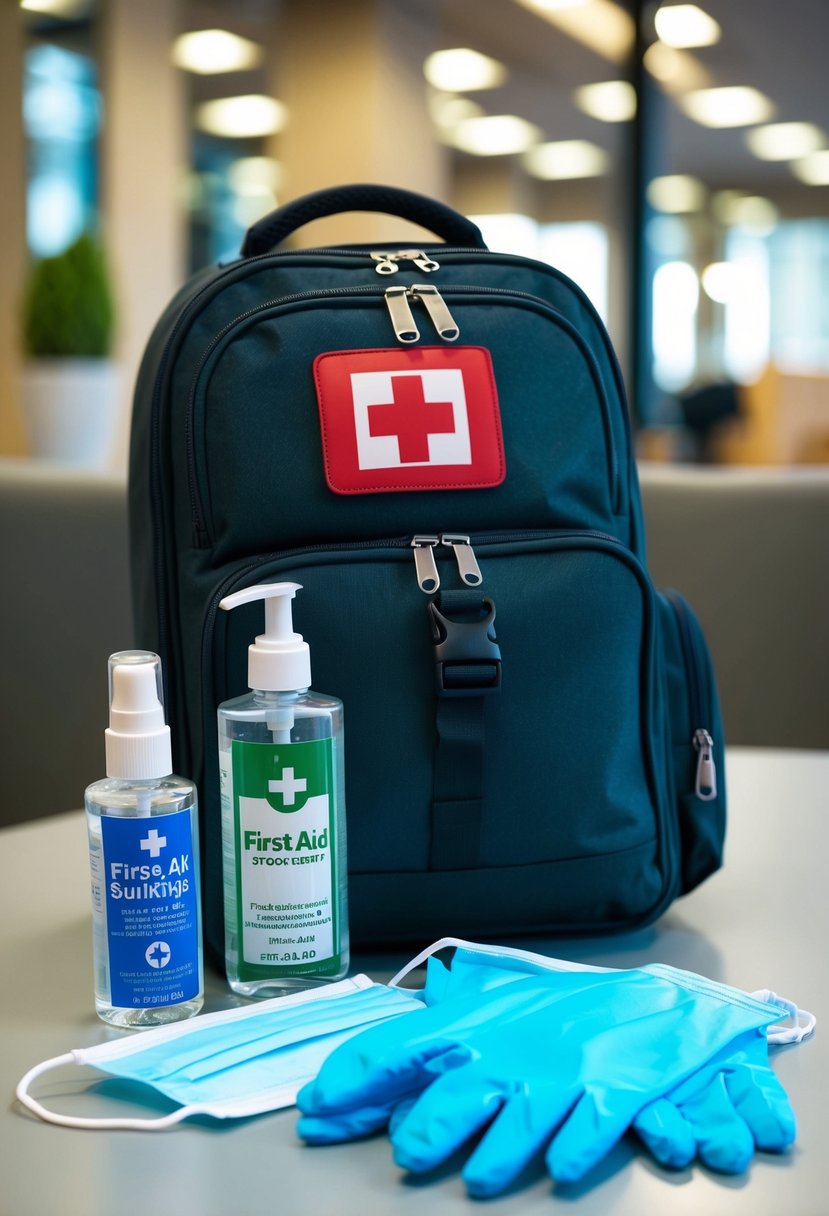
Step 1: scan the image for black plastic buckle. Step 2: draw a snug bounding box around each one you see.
[428,598,502,696]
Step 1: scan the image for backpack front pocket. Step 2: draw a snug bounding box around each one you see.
[205,532,678,946]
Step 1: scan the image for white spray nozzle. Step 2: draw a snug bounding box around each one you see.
[219,582,311,693]
[105,651,172,780]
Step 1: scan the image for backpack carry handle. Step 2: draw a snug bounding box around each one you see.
[240,183,487,257]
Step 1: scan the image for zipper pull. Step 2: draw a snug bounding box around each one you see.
[693,729,717,800]
[410,284,459,341]
[385,285,420,344]
[411,535,440,593]
[404,248,440,273]
[371,251,400,275]
[441,534,482,586]
[371,249,440,274]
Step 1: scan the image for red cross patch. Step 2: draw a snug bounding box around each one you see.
[314,347,505,494]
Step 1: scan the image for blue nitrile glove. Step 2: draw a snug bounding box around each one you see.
[632,1029,796,1172]
[378,1030,797,1177]
[297,962,787,1194]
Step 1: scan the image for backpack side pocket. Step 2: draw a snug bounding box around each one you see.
[658,589,726,893]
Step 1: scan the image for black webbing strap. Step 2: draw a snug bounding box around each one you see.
[428,590,501,870]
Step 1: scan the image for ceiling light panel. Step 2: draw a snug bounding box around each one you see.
[20,0,93,14]
[430,93,485,127]
[791,150,829,185]
[172,29,264,75]
[574,80,636,122]
[423,48,507,92]
[679,86,775,128]
[515,0,634,63]
[644,42,711,92]
[195,95,287,139]
[450,114,541,156]
[654,5,720,49]
[525,139,609,179]
[647,174,706,212]
[745,122,824,161]
[701,261,738,303]
[712,191,779,229]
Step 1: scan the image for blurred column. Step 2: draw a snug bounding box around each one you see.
[98,0,187,472]
[625,0,664,427]
[0,6,27,455]
[265,0,448,246]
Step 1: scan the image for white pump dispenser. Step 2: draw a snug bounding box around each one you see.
[219,581,311,692]
[217,582,349,998]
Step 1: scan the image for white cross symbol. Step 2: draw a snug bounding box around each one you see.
[140,829,167,858]
[146,941,171,969]
[268,767,307,806]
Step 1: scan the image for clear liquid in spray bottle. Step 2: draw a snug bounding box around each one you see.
[85,650,203,1028]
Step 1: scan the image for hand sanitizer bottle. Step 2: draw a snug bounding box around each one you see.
[84,651,203,1028]
[217,581,349,998]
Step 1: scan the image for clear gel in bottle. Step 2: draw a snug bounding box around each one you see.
[217,582,349,998]
[85,651,204,1028]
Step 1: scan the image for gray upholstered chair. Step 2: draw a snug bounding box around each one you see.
[0,460,133,825]
[640,463,829,749]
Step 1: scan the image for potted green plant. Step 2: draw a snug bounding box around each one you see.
[19,231,119,467]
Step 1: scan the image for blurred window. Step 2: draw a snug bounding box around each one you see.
[652,260,699,391]
[24,42,100,256]
[188,137,278,270]
[722,228,770,384]
[768,220,829,373]
[471,213,609,322]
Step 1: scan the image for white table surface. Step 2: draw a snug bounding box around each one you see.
[1,748,826,1216]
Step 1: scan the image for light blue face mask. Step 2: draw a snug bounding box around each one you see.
[16,975,423,1130]
[16,939,575,1130]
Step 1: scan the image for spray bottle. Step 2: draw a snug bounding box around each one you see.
[218,582,349,997]
[84,651,203,1028]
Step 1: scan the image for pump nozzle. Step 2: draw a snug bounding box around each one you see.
[219,582,312,692]
[105,651,172,780]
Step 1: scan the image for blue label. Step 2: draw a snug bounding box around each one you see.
[101,809,200,1008]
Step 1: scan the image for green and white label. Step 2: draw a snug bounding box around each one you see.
[230,737,338,979]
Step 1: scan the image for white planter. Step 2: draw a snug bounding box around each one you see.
[20,358,120,469]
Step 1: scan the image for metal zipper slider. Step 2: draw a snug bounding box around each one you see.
[410,284,459,341]
[693,729,717,800]
[385,285,420,344]
[371,249,440,274]
[441,534,482,586]
[411,535,440,593]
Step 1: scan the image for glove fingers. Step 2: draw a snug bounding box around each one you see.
[391,1067,503,1175]
[546,1088,640,1183]
[297,1103,393,1144]
[296,1028,464,1118]
[388,1094,417,1138]
[634,1098,697,1168]
[726,1065,796,1152]
[677,1074,755,1173]
[462,1084,578,1198]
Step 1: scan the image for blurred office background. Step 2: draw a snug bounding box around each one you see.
[1,0,829,470]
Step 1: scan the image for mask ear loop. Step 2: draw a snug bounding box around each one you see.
[16,1053,199,1130]
[387,937,613,989]
[388,936,473,988]
[751,990,817,1045]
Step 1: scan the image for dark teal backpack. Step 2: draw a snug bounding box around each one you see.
[129,184,725,965]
